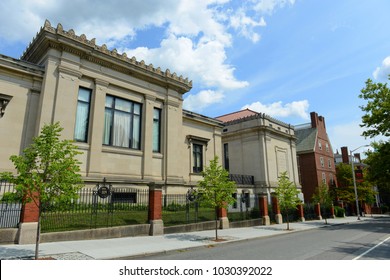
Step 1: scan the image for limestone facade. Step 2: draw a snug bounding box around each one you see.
[0,20,223,193]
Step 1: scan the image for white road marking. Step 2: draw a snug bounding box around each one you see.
[353,235,390,260]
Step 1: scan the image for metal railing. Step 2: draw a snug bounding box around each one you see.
[0,180,22,228]
[229,174,255,185]
[41,187,149,232]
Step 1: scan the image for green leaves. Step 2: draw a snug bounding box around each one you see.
[359,78,390,138]
[197,156,237,209]
[274,171,300,211]
[0,122,84,207]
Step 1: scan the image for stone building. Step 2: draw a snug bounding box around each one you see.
[217,109,303,202]
[0,20,223,193]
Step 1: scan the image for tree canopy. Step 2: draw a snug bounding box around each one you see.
[274,171,300,230]
[359,78,390,138]
[197,156,236,240]
[0,122,84,259]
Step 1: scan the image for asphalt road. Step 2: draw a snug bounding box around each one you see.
[131,217,390,260]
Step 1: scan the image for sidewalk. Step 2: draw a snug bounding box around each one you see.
[0,215,384,260]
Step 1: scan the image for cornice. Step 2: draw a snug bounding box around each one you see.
[21,20,192,94]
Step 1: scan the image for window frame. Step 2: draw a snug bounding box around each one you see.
[192,143,203,173]
[153,108,162,153]
[103,95,142,150]
[74,87,92,143]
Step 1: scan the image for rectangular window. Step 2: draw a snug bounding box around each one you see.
[74,87,91,142]
[320,157,324,167]
[153,108,161,152]
[318,140,322,150]
[193,144,203,173]
[322,172,326,184]
[223,143,230,171]
[328,159,332,168]
[103,95,142,149]
[330,174,334,186]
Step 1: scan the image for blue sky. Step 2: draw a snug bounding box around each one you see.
[1,0,389,155]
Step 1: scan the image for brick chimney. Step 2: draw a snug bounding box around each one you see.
[310,112,326,129]
[310,112,318,128]
[341,146,349,163]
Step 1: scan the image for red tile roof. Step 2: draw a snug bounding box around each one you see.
[216,109,259,123]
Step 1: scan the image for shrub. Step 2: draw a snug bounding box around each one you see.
[334,206,345,217]
[381,205,389,214]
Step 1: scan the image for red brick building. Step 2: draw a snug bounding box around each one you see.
[295,112,337,202]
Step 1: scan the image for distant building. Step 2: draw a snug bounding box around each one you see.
[295,112,337,202]
[217,109,303,202]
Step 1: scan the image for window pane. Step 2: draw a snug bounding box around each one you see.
[105,95,114,108]
[115,98,131,112]
[103,108,112,145]
[74,88,91,142]
[74,102,89,142]
[193,144,203,173]
[78,88,91,102]
[113,111,131,147]
[134,103,141,115]
[153,108,161,152]
[132,114,141,149]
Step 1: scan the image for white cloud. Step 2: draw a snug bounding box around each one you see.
[184,90,225,112]
[373,56,390,80]
[125,34,248,90]
[241,100,310,120]
[328,121,373,155]
[229,9,266,43]
[0,0,296,112]
[254,0,296,14]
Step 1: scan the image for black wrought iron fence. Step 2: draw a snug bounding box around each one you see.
[227,193,259,222]
[162,193,215,226]
[41,187,149,233]
[303,203,318,221]
[0,180,22,228]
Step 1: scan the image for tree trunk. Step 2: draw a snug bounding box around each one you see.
[214,192,218,240]
[34,205,42,260]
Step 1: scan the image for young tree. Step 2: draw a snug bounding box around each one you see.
[0,122,84,259]
[197,156,237,240]
[312,183,333,224]
[274,171,300,230]
[359,78,390,138]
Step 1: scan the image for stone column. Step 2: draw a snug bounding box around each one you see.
[87,79,108,177]
[17,198,39,244]
[142,95,155,180]
[148,182,164,235]
[315,203,322,220]
[258,193,270,225]
[217,207,229,229]
[297,204,305,222]
[271,194,283,224]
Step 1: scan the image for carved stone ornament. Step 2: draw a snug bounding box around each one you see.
[0,95,12,118]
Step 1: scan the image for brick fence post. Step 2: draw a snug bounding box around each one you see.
[330,203,336,219]
[217,206,229,229]
[17,196,40,244]
[297,204,305,222]
[148,182,164,235]
[271,194,283,224]
[315,202,322,220]
[258,193,270,225]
